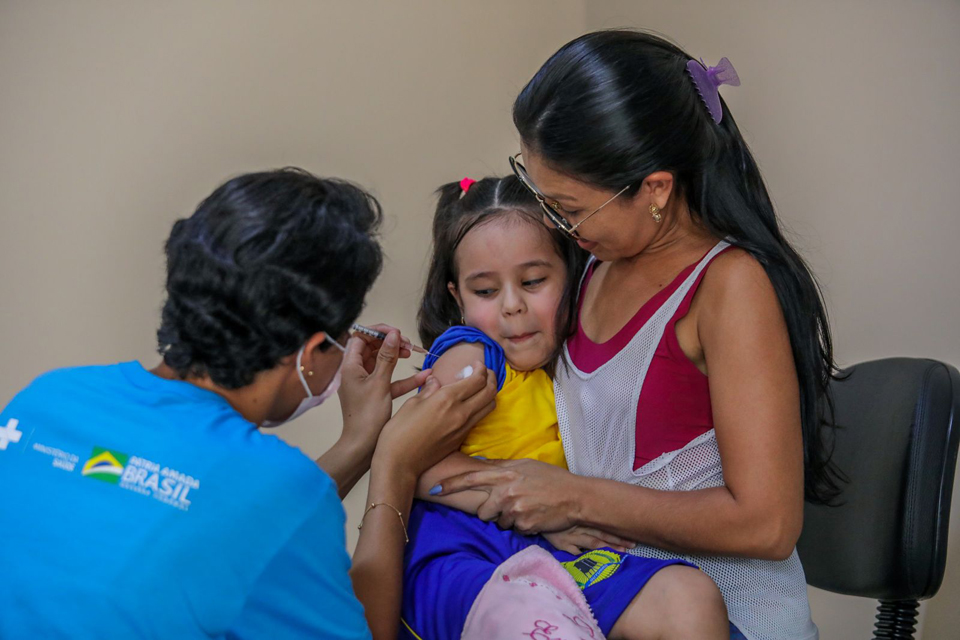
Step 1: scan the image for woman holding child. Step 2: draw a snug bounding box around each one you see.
[433,30,840,640]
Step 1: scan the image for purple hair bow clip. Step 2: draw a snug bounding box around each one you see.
[686,57,740,124]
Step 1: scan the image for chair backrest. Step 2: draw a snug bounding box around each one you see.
[797,358,960,600]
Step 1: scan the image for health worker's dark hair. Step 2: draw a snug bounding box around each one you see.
[158,167,383,389]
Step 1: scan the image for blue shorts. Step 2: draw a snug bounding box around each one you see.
[400,501,691,639]
[730,622,748,639]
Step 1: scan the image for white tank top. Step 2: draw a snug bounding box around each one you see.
[555,240,818,640]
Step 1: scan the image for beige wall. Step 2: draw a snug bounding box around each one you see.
[0,0,584,550]
[3,1,958,637]
[583,1,960,637]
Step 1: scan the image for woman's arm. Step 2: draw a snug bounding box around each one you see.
[349,354,497,640]
[316,326,429,498]
[349,457,417,639]
[315,437,380,500]
[416,454,635,554]
[437,252,805,561]
[416,451,491,512]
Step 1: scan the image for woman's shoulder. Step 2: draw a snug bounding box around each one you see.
[694,246,789,343]
[699,246,777,308]
[4,363,152,416]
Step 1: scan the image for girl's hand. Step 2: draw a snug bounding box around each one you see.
[338,328,429,454]
[542,526,636,555]
[434,458,585,535]
[373,362,497,481]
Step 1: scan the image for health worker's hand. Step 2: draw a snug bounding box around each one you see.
[338,327,429,454]
[373,362,497,483]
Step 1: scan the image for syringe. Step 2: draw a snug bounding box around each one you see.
[350,324,436,357]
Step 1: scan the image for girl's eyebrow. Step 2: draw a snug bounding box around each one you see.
[464,270,496,283]
[518,259,553,269]
[464,260,553,283]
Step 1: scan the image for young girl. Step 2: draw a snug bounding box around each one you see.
[399,175,731,640]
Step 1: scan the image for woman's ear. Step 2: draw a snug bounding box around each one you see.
[641,171,675,210]
[297,331,331,375]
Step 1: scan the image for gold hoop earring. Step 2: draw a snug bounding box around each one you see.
[649,203,662,224]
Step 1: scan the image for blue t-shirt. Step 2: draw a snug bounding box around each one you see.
[0,362,370,639]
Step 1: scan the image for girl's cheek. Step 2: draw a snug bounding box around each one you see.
[536,287,564,329]
[465,301,500,334]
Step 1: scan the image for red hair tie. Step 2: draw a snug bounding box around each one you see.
[459,177,476,193]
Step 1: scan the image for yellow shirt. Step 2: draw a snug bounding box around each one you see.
[459,365,567,469]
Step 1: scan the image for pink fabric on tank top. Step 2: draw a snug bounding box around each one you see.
[566,246,734,469]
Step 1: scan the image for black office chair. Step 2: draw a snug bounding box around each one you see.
[797,358,960,639]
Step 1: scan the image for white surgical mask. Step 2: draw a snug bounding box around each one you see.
[261,337,346,428]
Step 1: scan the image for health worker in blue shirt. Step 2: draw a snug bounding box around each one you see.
[0,168,497,640]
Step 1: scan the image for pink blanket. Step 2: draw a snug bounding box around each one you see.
[461,546,606,640]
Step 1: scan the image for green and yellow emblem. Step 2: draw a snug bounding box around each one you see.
[81,446,128,484]
[561,549,623,589]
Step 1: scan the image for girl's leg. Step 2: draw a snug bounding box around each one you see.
[608,565,729,640]
[403,502,534,639]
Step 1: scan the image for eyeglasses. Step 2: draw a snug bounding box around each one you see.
[509,152,630,239]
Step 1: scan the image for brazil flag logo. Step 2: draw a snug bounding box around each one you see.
[560,549,623,589]
[82,446,128,484]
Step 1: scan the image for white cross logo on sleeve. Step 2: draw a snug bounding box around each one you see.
[0,418,23,450]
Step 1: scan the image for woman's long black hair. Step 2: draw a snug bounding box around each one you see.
[514,30,843,504]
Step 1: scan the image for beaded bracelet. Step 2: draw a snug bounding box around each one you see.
[357,502,409,543]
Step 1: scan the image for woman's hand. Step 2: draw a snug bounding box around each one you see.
[338,326,429,454]
[373,362,498,482]
[348,323,418,373]
[542,526,636,555]
[434,459,585,535]
[318,326,428,497]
